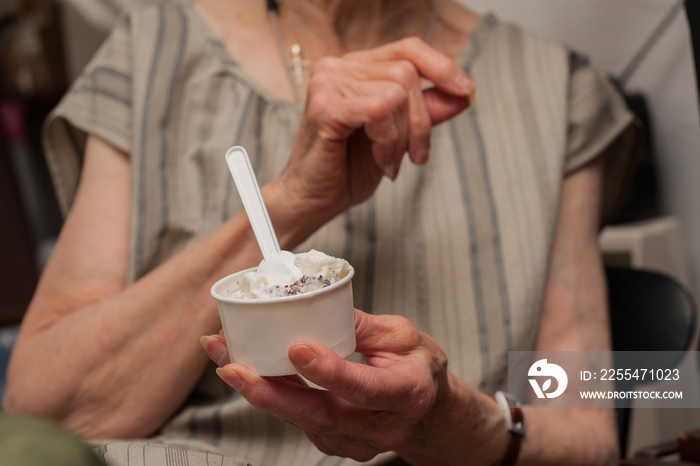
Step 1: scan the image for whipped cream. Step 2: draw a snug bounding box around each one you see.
[228,250,351,299]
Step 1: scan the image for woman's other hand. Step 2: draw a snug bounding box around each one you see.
[201,309,462,462]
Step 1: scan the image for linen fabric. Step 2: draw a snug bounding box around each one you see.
[43,1,633,464]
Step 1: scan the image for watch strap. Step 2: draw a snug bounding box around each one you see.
[494,391,526,466]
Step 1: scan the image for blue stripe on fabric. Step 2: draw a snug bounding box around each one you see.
[469,109,512,352]
[83,66,132,82]
[153,5,188,261]
[210,405,224,447]
[222,89,255,222]
[342,211,353,264]
[252,99,267,175]
[70,86,131,106]
[449,118,489,392]
[62,119,84,166]
[364,197,377,314]
[469,105,513,393]
[315,454,347,466]
[187,410,198,439]
[134,4,165,277]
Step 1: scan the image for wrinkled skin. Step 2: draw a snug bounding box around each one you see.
[201,309,450,462]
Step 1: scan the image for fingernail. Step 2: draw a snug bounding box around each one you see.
[199,335,213,350]
[383,164,397,181]
[468,88,477,105]
[200,335,228,366]
[289,345,317,369]
[216,367,245,391]
[383,163,400,181]
[455,72,475,96]
[414,143,430,165]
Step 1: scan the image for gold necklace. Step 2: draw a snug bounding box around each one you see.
[267,1,438,103]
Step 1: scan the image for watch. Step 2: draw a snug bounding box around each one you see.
[494,391,526,466]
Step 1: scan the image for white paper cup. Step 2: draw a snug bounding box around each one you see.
[210,265,356,376]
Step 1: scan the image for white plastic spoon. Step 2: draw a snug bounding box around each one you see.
[225,146,302,282]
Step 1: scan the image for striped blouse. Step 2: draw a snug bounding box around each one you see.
[43,1,632,464]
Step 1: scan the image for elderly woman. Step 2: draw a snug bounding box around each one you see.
[4,0,632,464]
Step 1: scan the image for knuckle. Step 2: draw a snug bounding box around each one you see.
[393,368,436,417]
[410,111,431,137]
[373,314,418,343]
[368,417,413,452]
[395,36,425,53]
[387,83,408,103]
[388,313,413,327]
[310,405,341,434]
[389,314,420,337]
[305,89,341,125]
[435,346,448,371]
[410,383,437,417]
[311,56,344,75]
[308,433,378,463]
[379,83,408,108]
[305,87,326,106]
[382,429,413,451]
[284,402,338,435]
[432,56,456,78]
[423,333,449,369]
[365,97,386,118]
[342,49,364,61]
[306,433,338,457]
[391,61,419,86]
[351,450,380,463]
[304,99,327,125]
[306,73,325,93]
[365,97,392,121]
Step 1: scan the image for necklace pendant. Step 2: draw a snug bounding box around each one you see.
[289,44,310,88]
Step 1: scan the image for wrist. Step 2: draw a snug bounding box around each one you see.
[261,180,331,250]
[396,372,508,466]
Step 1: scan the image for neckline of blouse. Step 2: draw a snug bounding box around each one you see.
[184,0,496,111]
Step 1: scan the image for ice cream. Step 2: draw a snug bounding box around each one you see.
[211,249,356,375]
[226,249,351,299]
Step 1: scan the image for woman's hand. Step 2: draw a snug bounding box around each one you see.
[200,309,456,462]
[274,37,475,227]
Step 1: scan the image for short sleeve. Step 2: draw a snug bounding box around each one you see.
[43,12,133,215]
[564,52,634,174]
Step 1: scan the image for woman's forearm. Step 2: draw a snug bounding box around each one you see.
[397,372,617,466]
[3,179,313,439]
[519,407,617,465]
[5,212,254,437]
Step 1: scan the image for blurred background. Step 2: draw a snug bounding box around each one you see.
[0,0,698,457]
